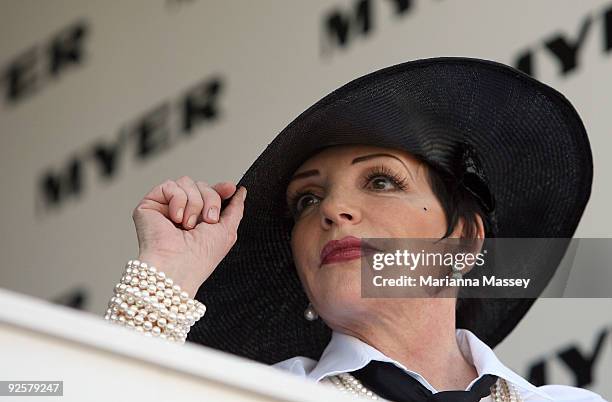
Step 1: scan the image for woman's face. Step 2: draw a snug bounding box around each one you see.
[285,144,480,328]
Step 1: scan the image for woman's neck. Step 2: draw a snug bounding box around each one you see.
[333,299,478,392]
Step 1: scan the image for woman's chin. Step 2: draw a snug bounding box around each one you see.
[304,259,365,310]
[318,281,363,309]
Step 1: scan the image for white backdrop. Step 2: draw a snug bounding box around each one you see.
[0,0,610,397]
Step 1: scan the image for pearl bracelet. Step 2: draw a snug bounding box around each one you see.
[104,259,206,343]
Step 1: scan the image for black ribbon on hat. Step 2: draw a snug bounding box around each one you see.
[350,360,499,402]
[453,141,496,214]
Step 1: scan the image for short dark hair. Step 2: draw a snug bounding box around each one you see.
[419,158,497,315]
[421,159,496,240]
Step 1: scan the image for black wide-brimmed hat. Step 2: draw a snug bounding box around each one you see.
[187,57,593,364]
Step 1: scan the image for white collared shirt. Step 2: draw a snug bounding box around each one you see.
[272,328,607,401]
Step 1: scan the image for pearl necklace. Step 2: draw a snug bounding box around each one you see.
[328,373,380,400]
[327,372,523,401]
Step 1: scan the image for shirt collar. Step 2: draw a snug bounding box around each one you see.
[308,330,438,391]
[456,329,553,400]
[308,328,553,400]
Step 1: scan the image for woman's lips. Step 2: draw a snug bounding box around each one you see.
[320,246,378,266]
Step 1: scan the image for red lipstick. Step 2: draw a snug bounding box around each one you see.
[320,236,379,267]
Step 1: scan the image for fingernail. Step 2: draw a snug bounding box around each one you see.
[241,187,247,200]
[177,208,184,221]
[208,207,218,221]
[187,215,197,228]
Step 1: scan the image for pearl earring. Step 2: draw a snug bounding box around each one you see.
[304,302,318,321]
[451,262,463,279]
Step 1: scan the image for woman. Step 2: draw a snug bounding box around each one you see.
[106,57,606,401]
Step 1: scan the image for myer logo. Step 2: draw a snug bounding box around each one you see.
[320,0,612,81]
[36,76,224,214]
[1,19,88,105]
[513,3,612,78]
[320,0,413,56]
[527,324,610,388]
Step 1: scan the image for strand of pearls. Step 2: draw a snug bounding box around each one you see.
[328,373,379,399]
[327,372,523,401]
[491,378,522,402]
[104,259,207,343]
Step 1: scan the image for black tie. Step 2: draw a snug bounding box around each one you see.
[350,360,499,402]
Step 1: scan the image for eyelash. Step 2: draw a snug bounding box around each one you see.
[284,164,409,219]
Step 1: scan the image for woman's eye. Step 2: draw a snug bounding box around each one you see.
[364,167,409,192]
[369,176,396,190]
[294,193,319,215]
[288,169,406,219]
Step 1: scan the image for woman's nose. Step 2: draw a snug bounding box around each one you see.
[319,194,361,227]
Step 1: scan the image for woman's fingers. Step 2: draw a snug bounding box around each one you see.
[140,178,239,230]
[141,179,188,224]
[175,176,205,229]
[211,181,237,201]
[195,181,223,224]
[218,186,246,237]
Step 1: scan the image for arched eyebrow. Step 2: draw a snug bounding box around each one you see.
[287,153,414,185]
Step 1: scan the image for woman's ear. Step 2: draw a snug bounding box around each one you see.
[471,213,485,239]
[451,213,485,239]
[454,214,485,276]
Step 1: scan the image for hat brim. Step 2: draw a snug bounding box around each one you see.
[187,57,593,364]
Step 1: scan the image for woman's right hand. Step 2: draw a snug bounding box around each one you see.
[131,176,247,299]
